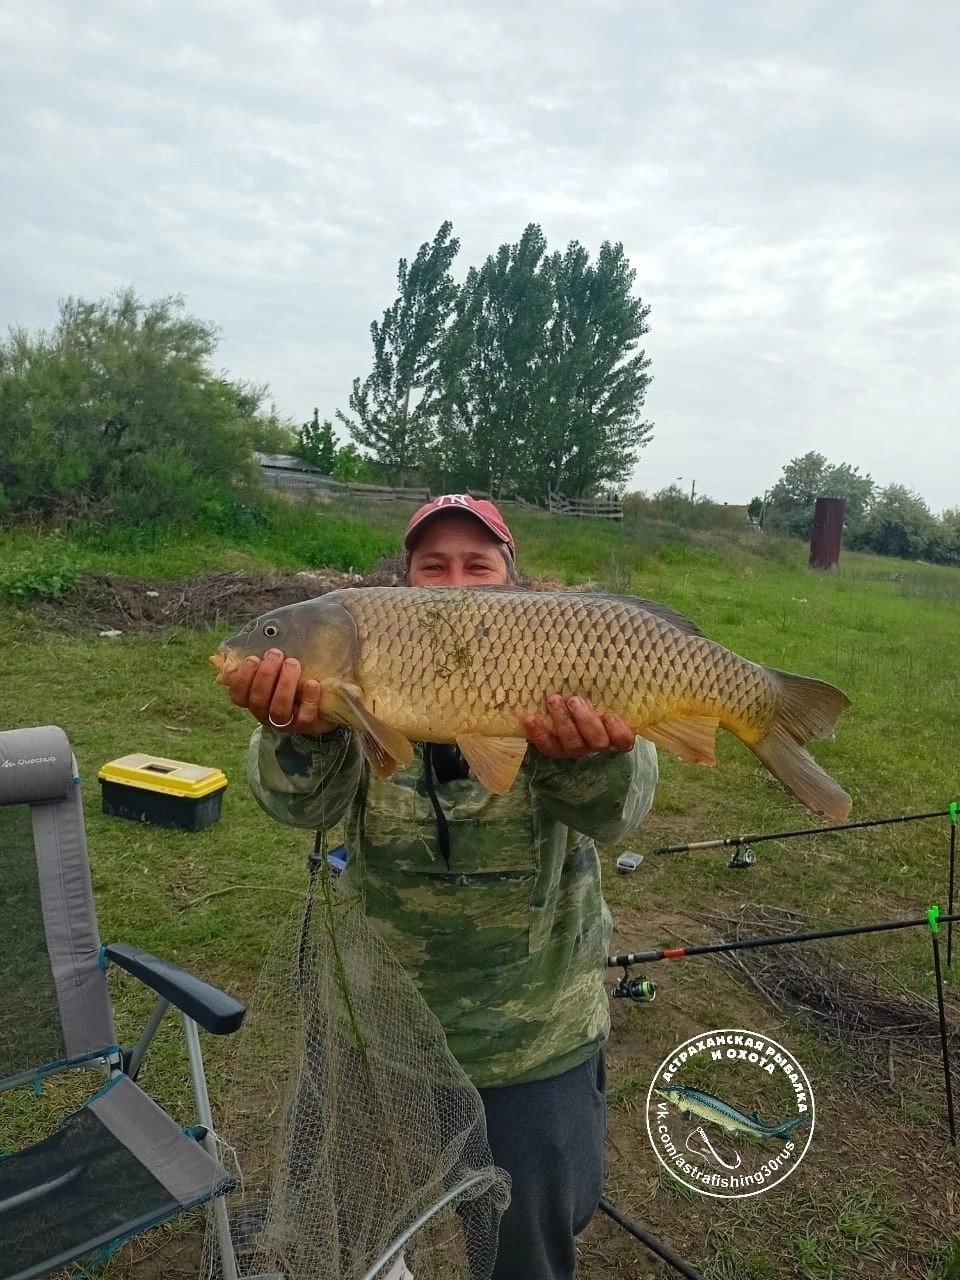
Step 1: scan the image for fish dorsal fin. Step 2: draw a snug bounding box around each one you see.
[621,595,704,637]
[567,590,706,637]
[636,715,719,765]
[456,734,528,795]
[323,682,414,778]
[468,585,705,637]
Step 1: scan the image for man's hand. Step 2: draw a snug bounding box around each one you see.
[522,694,635,759]
[225,649,337,737]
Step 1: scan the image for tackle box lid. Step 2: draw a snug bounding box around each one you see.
[98,753,227,799]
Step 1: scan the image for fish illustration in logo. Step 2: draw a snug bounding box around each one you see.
[654,1084,809,1143]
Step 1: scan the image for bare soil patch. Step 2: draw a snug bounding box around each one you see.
[31,562,566,635]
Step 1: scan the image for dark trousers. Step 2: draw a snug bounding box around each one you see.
[477,1049,607,1280]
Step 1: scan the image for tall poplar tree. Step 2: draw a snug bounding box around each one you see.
[337,221,459,482]
[434,224,553,498]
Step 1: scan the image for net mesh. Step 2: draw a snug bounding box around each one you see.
[201,855,511,1280]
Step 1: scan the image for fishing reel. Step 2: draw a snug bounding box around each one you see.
[727,845,756,869]
[612,972,657,1003]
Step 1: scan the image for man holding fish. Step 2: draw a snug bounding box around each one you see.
[223,495,661,1280]
[215,493,850,1278]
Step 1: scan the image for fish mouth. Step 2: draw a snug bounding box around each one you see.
[209,648,243,685]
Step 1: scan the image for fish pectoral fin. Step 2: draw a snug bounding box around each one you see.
[636,715,719,765]
[358,732,403,779]
[323,684,414,778]
[456,734,528,795]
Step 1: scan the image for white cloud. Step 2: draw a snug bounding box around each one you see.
[1,0,957,512]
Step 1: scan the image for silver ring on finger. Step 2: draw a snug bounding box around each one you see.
[268,711,295,729]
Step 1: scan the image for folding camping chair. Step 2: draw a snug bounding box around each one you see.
[0,724,249,1280]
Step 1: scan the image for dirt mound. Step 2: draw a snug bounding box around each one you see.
[33,560,566,634]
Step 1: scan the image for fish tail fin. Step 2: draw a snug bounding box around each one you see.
[772,1114,809,1139]
[748,669,852,822]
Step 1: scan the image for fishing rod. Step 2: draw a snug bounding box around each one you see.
[607,907,960,969]
[653,805,958,857]
[653,802,960,967]
[605,817,958,1261]
[930,915,957,1143]
[608,905,959,1145]
[948,804,957,968]
[597,1199,705,1280]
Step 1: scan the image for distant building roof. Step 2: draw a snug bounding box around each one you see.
[253,451,323,473]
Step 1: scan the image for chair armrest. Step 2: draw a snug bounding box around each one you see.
[103,942,246,1035]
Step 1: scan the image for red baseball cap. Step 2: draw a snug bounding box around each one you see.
[404,494,516,558]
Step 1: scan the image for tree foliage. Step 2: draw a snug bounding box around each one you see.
[433,223,555,498]
[537,238,653,499]
[339,221,654,499]
[329,442,382,484]
[763,454,959,565]
[848,484,938,559]
[294,407,338,473]
[623,486,746,532]
[0,287,282,524]
[336,221,460,483]
[764,451,875,539]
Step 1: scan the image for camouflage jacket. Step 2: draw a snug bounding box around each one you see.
[247,725,658,1088]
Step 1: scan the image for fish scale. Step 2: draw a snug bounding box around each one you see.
[211,585,853,820]
[340,588,777,742]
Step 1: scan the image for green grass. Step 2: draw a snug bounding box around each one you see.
[0,492,402,587]
[3,500,960,1277]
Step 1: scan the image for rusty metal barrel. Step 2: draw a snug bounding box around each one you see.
[809,497,846,571]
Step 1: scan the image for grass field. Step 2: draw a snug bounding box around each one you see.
[2,500,960,1278]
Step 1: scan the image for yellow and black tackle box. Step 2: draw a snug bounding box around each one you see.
[98,753,227,832]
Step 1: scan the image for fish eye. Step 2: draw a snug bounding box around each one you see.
[263,623,279,637]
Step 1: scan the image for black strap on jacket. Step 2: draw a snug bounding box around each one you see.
[422,744,452,868]
[421,744,470,868]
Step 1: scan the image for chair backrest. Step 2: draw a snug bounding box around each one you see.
[0,725,118,1091]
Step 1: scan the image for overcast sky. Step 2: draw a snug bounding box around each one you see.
[2,0,958,512]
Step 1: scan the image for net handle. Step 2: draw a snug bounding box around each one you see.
[359,1170,496,1280]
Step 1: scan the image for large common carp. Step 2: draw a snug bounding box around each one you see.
[210,586,852,820]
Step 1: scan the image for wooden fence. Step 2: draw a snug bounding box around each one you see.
[547,491,623,522]
[256,456,619,518]
[256,459,429,503]
[332,480,431,502]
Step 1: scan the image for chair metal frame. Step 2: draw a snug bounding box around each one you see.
[0,724,261,1280]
